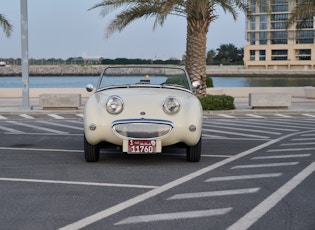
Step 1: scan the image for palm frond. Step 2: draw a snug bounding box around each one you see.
[0,14,13,37]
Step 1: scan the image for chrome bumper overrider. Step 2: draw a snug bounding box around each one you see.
[112,118,173,139]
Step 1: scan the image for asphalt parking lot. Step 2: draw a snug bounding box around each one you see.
[0,115,315,229]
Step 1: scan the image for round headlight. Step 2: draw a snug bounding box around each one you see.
[163,96,180,114]
[106,96,124,114]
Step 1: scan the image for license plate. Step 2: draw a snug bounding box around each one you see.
[127,139,157,153]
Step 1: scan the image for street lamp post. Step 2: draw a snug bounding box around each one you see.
[20,0,32,110]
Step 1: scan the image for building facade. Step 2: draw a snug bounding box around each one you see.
[244,0,315,70]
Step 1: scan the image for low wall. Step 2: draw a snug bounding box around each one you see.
[0,88,92,98]
[0,87,309,98]
[207,87,307,98]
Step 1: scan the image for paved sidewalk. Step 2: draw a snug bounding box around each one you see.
[1,97,315,115]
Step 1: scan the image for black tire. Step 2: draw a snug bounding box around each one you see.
[84,135,100,162]
[186,138,202,162]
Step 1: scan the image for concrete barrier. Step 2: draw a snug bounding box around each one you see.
[39,94,81,109]
[304,87,315,99]
[249,93,291,109]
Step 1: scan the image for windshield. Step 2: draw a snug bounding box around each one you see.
[97,66,192,91]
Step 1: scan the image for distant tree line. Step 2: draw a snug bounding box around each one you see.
[206,43,244,65]
[1,43,243,66]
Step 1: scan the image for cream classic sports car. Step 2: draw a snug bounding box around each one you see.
[84,66,203,162]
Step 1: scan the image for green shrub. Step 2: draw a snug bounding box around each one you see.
[199,94,235,110]
[206,77,213,87]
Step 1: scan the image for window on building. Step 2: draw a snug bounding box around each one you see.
[260,15,268,30]
[250,32,256,45]
[250,0,256,13]
[259,32,268,44]
[271,31,288,44]
[250,16,256,30]
[259,50,266,60]
[297,30,314,44]
[250,50,255,61]
[272,49,288,60]
[271,22,287,29]
[295,49,311,60]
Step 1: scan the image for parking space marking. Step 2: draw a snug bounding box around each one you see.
[114,208,233,225]
[267,147,315,152]
[0,125,24,133]
[0,147,83,153]
[302,114,315,118]
[7,121,68,134]
[59,133,291,230]
[291,137,315,141]
[168,188,260,200]
[37,120,84,131]
[281,142,315,146]
[19,114,35,119]
[205,173,282,182]
[203,128,270,139]
[231,162,299,169]
[245,114,265,118]
[217,114,237,119]
[0,115,7,120]
[76,114,84,118]
[274,114,293,118]
[48,114,65,119]
[0,177,158,189]
[227,162,315,230]
[252,154,311,160]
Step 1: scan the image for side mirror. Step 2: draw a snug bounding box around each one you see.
[86,84,94,92]
[192,81,200,92]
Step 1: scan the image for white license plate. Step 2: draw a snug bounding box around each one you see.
[127,139,157,153]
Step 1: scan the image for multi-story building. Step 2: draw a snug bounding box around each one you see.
[243,0,315,70]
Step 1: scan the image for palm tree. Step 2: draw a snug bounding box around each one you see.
[0,14,13,37]
[90,0,249,97]
[287,0,315,28]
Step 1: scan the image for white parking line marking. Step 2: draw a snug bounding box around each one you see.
[292,138,315,141]
[168,188,260,200]
[231,162,299,169]
[205,173,282,182]
[203,128,270,139]
[246,114,265,118]
[19,114,34,119]
[217,114,237,119]
[59,131,305,230]
[252,154,311,160]
[0,147,83,152]
[281,142,315,146]
[203,154,233,158]
[115,208,232,225]
[7,121,68,134]
[0,115,7,120]
[274,114,293,118]
[0,178,157,189]
[267,147,315,152]
[227,162,315,230]
[76,114,84,118]
[302,114,315,118]
[37,121,83,131]
[208,124,282,135]
[0,126,24,133]
[48,114,64,119]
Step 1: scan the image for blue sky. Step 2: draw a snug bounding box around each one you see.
[0,0,246,60]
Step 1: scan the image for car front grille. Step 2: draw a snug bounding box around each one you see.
[112,119,173,139]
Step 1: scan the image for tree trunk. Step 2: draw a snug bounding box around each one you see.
[185,17,209,97]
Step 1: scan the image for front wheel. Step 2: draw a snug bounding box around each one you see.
[186,138,202,162]
[84,135,100,162]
